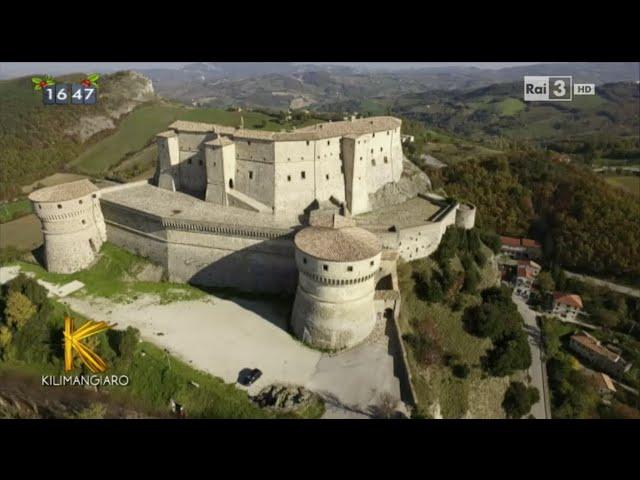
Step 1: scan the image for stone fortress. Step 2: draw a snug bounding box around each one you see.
[29,116,476,350]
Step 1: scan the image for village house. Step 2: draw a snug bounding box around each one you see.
[552,292,584,322]
[499,236,542,259]
[514,259,542,298]
[569,331,632,378]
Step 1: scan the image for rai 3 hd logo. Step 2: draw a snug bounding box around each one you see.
[524,76,595,102]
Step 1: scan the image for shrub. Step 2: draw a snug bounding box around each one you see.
[452,363,470,379]
[502,381,540,418]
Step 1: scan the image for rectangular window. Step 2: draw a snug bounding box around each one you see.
[327,140,330,146]
[371,159,376,166]
[384,156,388,164]
[301,171,306,179]
[249,171,253,179]
[323,265,328,271]
[287,175,291,182]
[347,266,353,272]
[326,174,329,180]
[306,141,310,146]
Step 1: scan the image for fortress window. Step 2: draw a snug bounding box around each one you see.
[213,162,217,167]
[248,141,252,145]
[82,220,86,225]
[303,257,307,264]
[327,140,330,146]
[371,149,374,154]
[229,179,234,189]
[372,132,376,137]
[326,174,329,180]
[347,266,353,272]
[359,157,363,161]
[79,199,83,204]
[57,204,62,209]
[92,194,96,198]
[387,131,390,135]
[370,260,374,266]
[306,141,310,146]
[301,171,306,179]
[199,160,203,166]
[323,265,328,271]
[287,175,291,182]
[371,159,376,166]
[249,171,253,179]
[188,158,192,164]
[384,156,388,164]
[380,147,383,152]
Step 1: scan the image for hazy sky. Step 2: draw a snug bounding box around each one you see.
[0,62,546,78]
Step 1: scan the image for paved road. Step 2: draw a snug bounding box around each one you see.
[564,270,640,299]
[512,294,551,419]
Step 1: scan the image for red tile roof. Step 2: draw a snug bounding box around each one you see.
[554,292,583,309]
[500,236,522,247]
[571,333,619,362]
[522,238,542,248]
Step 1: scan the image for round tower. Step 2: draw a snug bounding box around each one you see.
[455,203,476,230]
[291,214,381,351]
[28,179,107,273]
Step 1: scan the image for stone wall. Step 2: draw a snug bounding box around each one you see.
[101,199,297,294]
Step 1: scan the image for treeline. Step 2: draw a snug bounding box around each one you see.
[429,150,640,282]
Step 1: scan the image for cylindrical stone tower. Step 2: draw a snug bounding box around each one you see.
[28,179,107,273]
[291,214,382,351]
[455,203,476,230]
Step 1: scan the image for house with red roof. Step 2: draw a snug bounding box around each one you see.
[500,236,542,259]
[552,292,584,322]
[570,331,632,378]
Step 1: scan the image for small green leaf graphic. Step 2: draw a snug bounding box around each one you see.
[32,77,42,84]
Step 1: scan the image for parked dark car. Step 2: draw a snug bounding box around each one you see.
[238,368,262,386]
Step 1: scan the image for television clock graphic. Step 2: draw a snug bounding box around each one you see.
[36,73,100,105]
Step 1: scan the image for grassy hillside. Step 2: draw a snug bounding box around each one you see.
[0,71,156,200]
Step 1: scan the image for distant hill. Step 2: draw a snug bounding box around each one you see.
[0,71,155,200]
[389,81,639,145]
[144,62,639,110]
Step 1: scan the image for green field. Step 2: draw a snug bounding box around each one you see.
[604,175,640,198]
[0,198,32,223]
[493,98,525,116]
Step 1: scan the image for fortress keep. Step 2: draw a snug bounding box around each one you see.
[29,116,476,350]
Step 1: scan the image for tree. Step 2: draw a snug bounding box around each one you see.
[4,291,36,330]
[463,265,480,293]
[116,327,140,367]
[502,382,540,418]
[536,271,556,296]
[486,330,532,376]
[0,325,12,350]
